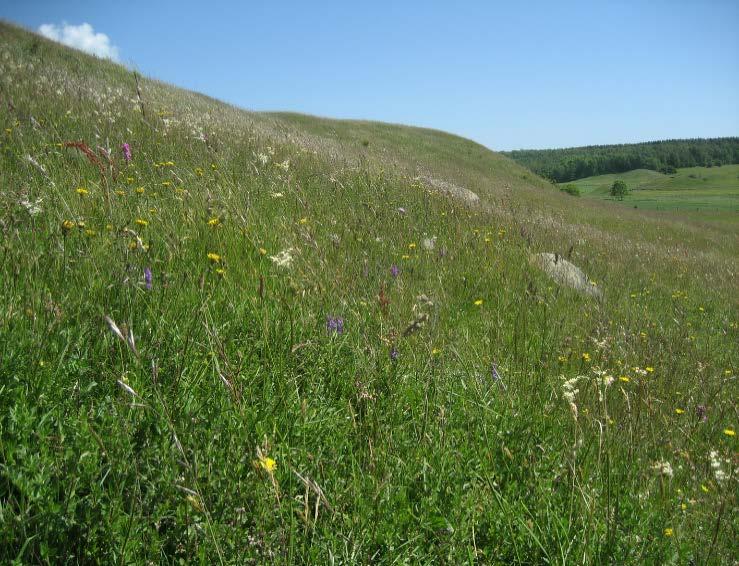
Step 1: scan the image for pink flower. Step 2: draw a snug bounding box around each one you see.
[122,143,132,162]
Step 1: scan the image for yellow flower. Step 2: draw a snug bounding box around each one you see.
[208,217,220,226]
[299,217,308,225]
[207,252,221,263]
[256,455,276,473]
[195,167,204,176]
[85,229,96,237]
[432,348,441,356]
[61,220,75,232]
[646,366,655,373]
[664,528,673,537]
[76,187,89,196]
[675,408,684,415]
[408,243,416,249]
[701,484,709,493]
[680,503,687,511]
[135,219,148,227]
[474,299,483,306]
[128,241,138,250]
[135,187,145,194]
[401,254,411,260]
[581,352,591,362]
[259,247,267,256]
[215,268,226,277]
[619,376,630,382]
[724,428,736,437]
[557,355,567,363]
[211,163,218,170]
[161,181,172,187]
[115,190,125,196]
[126,177,135,184]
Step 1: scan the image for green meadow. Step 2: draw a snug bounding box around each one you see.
[561,165,739,214]
[0,22,737,564]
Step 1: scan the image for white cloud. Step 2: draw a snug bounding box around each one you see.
[38,22,120,62]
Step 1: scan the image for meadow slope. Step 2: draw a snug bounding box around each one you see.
[1,22,737,563]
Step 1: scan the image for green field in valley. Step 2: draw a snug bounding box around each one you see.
[561,165,739,213]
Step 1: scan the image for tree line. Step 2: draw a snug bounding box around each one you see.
[502,137,739,183]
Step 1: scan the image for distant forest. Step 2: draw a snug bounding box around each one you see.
[502,137,739,183]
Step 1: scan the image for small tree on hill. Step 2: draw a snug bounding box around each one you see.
[610,179,629,200]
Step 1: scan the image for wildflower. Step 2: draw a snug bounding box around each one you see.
[121,143,132,162]
[619,376,630,382]
[675,408,684,415]
[645,366,655,373]
[326,315,344,335]
[61,220,75,232]
[195,167,204,176]
[390,346,399,361]
[255,455,277,473]
[215,268,226,277]
[207,217,220,226]
[557,355,567,363]
[270,192,284,198]
[397,207,406,214]
[20,197,43,216]
[724,428,735,437]
[432,348,441,356]
[207,252,222,263]
[76,187,89,196]
[701,484,709,493]
[581,352,591,363]
[651,460,674,478]
[85,229,96,237]
[270,248,294,269]
[390,264,399,278]
[401,254,411,260]
[709,450,728,483]
[664,528,673,537]
[422,237,436,250]
[259,247,267,256]
[115,190,125,196]
[135,218,148,227]
[144,267,152,290]
[474,299,483,306]
[135,187,145,194]
[408,242,416,249]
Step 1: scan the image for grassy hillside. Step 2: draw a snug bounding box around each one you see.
[561,165,739,212]
[1,22,737,563]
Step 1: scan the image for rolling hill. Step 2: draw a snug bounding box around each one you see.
[0,21,736,563]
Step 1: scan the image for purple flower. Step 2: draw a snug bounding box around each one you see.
[122,143,132,163]
[390,264,399,278]
[390,346,399,361]
[144,267,152,290]
[326,315,344,335]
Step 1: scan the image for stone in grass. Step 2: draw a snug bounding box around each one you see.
[530,252,603,299]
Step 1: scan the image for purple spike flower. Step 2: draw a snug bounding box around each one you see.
[326,315,344,335]
[390,264,399,278]
[390,346,399,361]
[122,143,132,163]
[144,267,152,290]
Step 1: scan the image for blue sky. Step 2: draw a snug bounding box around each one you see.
[2,0,738,150]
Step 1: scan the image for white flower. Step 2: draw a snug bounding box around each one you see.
[276,159,290,171]
[257,153,269,165]
[651,460,674,478]
[270,192,284,198]
[709,450,728,483]
[422,237,436,251]
[270,248,294,269]
[20,197,43,216]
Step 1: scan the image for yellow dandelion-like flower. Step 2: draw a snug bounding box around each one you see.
[645,366,655,373]
[663,528,673,537]
[126,177,135,184]
[680,503,687,510]
[105,224,113,231]
[724,428,735,437]
[208,217,220,226]
[299,217,308,225]
[675,408,684,415]
[401,254,411,260]
[76,187,89,196]
[207,252,221,263]
[619,376,630,382]
[135,187,145,194]
[557,355,567,363]
[115,190,125,196]
[701,484,709,493]
[211,163,218,170]
[408,243,416,249]
[215,268,226,277]
[85,229,96,237]
[432,348,441,356]
[474,299,483,306]
[582,352,591,362]
[255,455,277,473]
[128,241,138,250]
[61,220,75,232]
[161,181,172,187]
[76,221,86,228]
[135,219,148,227]
[259,247,267,256]
[195,167,204,176]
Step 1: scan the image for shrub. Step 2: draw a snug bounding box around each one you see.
[560,184,581,197]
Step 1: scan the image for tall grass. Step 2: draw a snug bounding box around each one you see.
[0,22,736,563]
